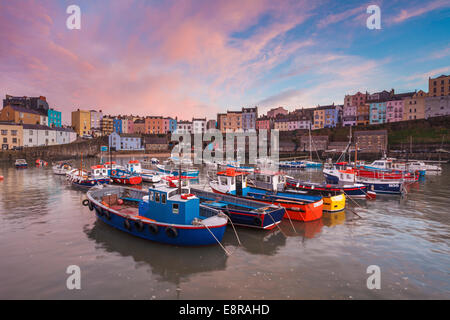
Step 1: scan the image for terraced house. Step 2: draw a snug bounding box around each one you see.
[0,122,23,150]
[403,90,427,120]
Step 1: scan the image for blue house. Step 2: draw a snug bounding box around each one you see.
[48,109,61,127]
[168,118,177,133]
[109,132,143,151]
[369,102,387,125]
[113,118,122,134]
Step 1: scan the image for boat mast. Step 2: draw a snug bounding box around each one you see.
[309,124,312,161]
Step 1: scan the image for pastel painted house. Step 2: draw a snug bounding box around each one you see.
[369,101,387,125]
[386,99,404,123]
[108,132,143,151]
[113,118,122,134]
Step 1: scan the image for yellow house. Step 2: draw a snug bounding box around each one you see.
[71,109,91,136]
[403,90,427,121]
[313,108,325,130]
[0,122,23,150]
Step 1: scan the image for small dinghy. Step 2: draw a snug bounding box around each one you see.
[15,159,27,169]
[83,185,228,246]
[52,162,73,176]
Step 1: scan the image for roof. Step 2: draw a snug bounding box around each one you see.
[0,121,22,126]
[22,124,53,130]
[5,105,41,115]
[217,168,249,177]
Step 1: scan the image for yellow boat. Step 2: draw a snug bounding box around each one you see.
[322,193,346,213]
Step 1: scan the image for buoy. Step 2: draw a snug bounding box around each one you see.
[117,199,124,205]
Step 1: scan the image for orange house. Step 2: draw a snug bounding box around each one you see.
[145,116,165,134]
[0,105,41,125]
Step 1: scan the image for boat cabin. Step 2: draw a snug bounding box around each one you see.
[366,159,394,170]
[91,165,108,177]
[127,160,142,173]
[215,168,249,196]
[138,185,200,225]
[251,170,286,192]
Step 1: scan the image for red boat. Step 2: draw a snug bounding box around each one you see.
[109,169,142,185]
[357,169,418,182]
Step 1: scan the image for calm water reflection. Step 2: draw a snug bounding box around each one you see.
[0,157,448,299]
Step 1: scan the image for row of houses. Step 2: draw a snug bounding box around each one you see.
[0,122,76,150]
[1,95,62,128]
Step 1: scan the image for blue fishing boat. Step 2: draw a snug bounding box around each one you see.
[210,169,323,222]
[84,185,228,246]
[190,188,286,230]
[323,168,404,195]
[68,166,112,189]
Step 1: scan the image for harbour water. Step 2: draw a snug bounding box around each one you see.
[0,158,448,299]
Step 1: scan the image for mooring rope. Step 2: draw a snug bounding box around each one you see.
[267,212,287,237]
[221,212,242,247]
[200,222,231,256]
[283,207,297,234]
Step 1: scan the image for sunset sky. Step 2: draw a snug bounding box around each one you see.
[0,0,449,124]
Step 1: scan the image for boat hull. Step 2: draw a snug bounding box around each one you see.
[202,188,285,230]
[71,178,111,189]
[111,176,142,185]
[324,174,403,195]
[211,187,321,223]
[286,180,367,199]
[90,202,227,246]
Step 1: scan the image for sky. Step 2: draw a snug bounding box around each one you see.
[0,0,449,125]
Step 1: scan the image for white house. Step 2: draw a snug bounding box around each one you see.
[192,118,206,134]
[175,121,193,134]
[108,132,143,151]
[55,127,77,145]
[22,124,57,147]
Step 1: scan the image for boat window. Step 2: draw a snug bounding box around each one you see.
[155,192,160,203]
[220,177,228,186]
[172,203,179,214]
[161,194,166,204]
[149,191,154,202]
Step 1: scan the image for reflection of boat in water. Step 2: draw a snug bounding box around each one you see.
[322,211,346,227]
[84,221,228,287]
[221,227,286,256]
[279,220,324,239]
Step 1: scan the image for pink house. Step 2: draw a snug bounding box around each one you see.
[386,99,404,123]
[256,117,272,131]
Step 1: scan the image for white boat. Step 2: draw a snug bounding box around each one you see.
[52,162,73,175]
[126,160,162,183]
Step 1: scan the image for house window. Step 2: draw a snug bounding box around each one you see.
[12,138,17,143]
[1,130,7,135]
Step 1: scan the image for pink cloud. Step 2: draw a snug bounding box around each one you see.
[0,0,317,124]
